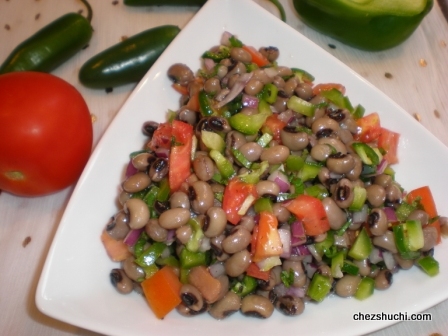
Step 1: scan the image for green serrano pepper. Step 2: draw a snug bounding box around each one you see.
[124,0,286,22]
[124,0,207,5]
[79,25,180,89]
[0,0,93,74]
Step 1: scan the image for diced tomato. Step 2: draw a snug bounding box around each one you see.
[148,122,172,151]
[169,120,193,192]
[252,211,283,262]
[407,186,441,243]
[242,45,270,67]
[407,186,438,218]
[261,114,286,142]
[378,127,400,164]
[222,178,258,224]
[100,230,132,262]
[186,91,200,112]
[246,262,271,281]
[171,83,189,96]
[312,83,346,96]
[354,112,381,143]
[285,195,330,236]
[141,266,182,319]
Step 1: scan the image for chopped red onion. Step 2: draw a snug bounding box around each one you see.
[278,109,294,123]
[352,204,368,224]
[291,220,305,238]
[209,262,226,278]
[268,170,290,192]
[125,159,138,178]
[155,147,170,158]
[291,244,310,256]
[278,228,291,259]
[369,247,383,264]
[220,31,233,46]
[382,251,397,271]
[242,94,259,108]
[264,67,278,78]
[199,236,211,253]
[383,207,398,222]
[166,229,176,245]
[216,72,253,108]
[123,228,143,247]
[307,244,322,262]
[303,261,318,278]
[286,286,305,298]
[376,159,388,175]
[204,58,216,71]
[334,233,349,248]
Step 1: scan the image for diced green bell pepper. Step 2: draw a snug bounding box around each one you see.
[307,273,332,302]
[135,242,167,268]
[417,255,439,277]
[179,248,209,269]
[355,277,375,300]
[201,130,225,152]
[348,228,373,260]
[393,220,424,259]
[286,95,316,117]
[293,0,434,51]
[209,149,235,179]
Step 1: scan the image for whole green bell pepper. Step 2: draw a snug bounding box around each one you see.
[293,0,434,51]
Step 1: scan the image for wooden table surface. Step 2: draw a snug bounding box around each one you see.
[1,1,447,335]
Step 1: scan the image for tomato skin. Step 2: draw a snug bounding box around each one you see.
[0,72,92,196]
[262,114,286,142]
[354,112,381,143]
[407,186,441,244]
[378,127,400,164]
[169,120,193,192]
[284,195,330,236]
[312,83,346,95]
[252,211,283,262]
[222,178,258,224]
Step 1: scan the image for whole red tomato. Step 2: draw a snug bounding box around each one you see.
[0,72,93,196]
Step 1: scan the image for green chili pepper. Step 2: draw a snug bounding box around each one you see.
[293,0,434,51]
[79,25,180,89]
[124,0,207,6]
[352,142,380,166]
[123,0,287,23]
[198,91,216,116]
[319,88,354,112]
[232,148,252,169]
[0,0,93,74]
[186,218,205,253]
[231,275,258,297]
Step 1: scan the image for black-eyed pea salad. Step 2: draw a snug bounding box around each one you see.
[101,32,447,320]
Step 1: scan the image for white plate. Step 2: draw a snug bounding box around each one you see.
[36,0,448,335]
